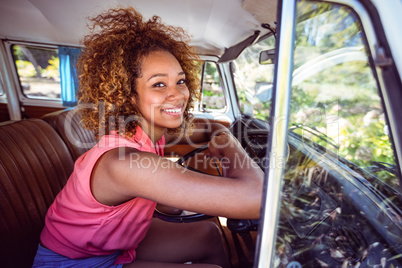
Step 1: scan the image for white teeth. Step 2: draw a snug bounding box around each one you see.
[163,108,182,113]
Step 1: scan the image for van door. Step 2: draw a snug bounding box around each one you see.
[255,0,402,267]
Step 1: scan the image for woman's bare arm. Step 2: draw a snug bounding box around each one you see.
[91,132,264,219]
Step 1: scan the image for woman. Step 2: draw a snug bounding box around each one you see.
[33,7,263,268]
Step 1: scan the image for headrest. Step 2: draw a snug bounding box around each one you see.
[42,108,97,160]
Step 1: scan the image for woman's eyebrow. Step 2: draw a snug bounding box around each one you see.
[147,73,167,81]
[147,71,185,81]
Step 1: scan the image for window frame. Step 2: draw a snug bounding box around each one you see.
[192,55,236,123]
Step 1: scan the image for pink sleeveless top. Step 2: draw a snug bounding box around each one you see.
[40,127,165,264]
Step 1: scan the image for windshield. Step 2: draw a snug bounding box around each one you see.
[262,1,402,267]
[289,2,397,187]
[233,4,398,189]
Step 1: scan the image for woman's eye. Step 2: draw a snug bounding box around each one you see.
[152,82,165,88]
[177,79,187,85]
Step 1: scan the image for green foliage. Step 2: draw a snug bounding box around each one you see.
[43,56,60,80]
[16,56,60,80]
[13,45,25,60]
[204,62,220,84]
[201,62,225,109]
[16,60,37,77]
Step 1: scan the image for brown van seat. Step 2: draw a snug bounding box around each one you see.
[42,108,97,161]
[0,119,75,267]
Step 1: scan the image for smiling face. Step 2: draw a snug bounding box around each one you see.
[135,50,190,141]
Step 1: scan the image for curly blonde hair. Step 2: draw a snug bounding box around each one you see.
[76,7,200,139]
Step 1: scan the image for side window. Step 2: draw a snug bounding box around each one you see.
[275,1,402,267]
[200,61,226,110]
[233,35,276,121]
[12,44,61,100]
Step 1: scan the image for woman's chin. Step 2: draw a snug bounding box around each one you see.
[162,116,184,128]
[165,121,183,130]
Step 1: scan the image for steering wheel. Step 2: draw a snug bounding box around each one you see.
[153,143,219,223]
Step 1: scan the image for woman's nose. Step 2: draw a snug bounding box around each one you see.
[167,85,186,99]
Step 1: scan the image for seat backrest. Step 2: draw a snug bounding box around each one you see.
[0,119,75,268]
[42,108,97,161]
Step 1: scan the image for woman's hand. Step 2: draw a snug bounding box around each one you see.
[207,132,259,178]
[207,132,242,159]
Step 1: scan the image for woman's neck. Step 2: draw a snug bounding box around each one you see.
[139,121,165,144]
